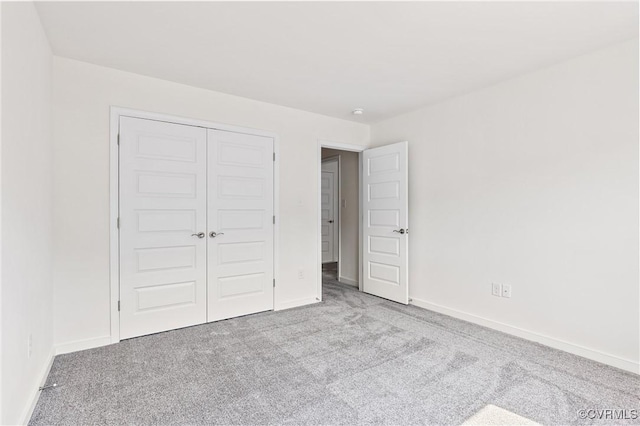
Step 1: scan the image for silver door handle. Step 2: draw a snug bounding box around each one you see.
[209,231,225,238]
[393,229,406,234]
[191,232,205,238]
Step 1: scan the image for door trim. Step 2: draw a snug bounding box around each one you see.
[110,107,280,344]
[317,140,366,302]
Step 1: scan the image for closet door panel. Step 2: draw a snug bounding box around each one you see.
[207,130,274,322]
[119,117,208,339]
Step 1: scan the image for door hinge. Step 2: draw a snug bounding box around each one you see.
[273,279,275,288]
[117,301,120,311]
[117,134,120,145]
[273,152,275,161]
[273,215,275,224]
[117,217,120,229]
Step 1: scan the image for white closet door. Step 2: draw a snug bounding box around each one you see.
[361,141,409,304]
[119,117,208,339]
[321,159,338,263]
[207,129,274,322]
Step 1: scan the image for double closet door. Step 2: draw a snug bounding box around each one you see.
[118,116,274,340]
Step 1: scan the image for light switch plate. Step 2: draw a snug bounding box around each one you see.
[502,285,512,298]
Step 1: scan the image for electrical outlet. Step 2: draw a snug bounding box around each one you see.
[298,268,304,280]
[502,284,512,298]
[492,283,502,297]
[27,334,33,359]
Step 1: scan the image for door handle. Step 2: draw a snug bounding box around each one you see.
[191,232,206,239]
[209,231,225,238]
[328,220,334,223]
[393,229,406,234]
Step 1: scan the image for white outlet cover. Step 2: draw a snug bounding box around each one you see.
[492,283,501,297]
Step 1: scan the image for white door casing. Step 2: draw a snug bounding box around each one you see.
[207,129,275,322]
[119,117,208,339]
[321,159,339,263]
[361,141,409,304]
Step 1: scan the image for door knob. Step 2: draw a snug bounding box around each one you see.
[191,232,205,238]
[393,229,406,234]
[209,231,225,238]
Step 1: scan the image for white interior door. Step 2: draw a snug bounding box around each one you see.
[207,129,274,322]
[119,117,208,339]
[361,141,409,304]
[321,159,339,263]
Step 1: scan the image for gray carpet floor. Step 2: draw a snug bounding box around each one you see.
[30,270,639,425]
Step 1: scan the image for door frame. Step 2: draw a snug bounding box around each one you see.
[109,107,280,344]
[317,140,365,301]
[321,156,340,265]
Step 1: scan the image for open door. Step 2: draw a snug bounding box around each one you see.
[361,141,408,304]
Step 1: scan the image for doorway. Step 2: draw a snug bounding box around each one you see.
[319,145,362,295]
[317,140,410,305]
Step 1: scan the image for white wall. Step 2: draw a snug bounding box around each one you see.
[371,39,639,372]
[52,57,369,351]
[1,2,54,424]
[322,148,359,285]
[0,5,4,421]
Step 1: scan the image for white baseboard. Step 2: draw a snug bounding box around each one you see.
[275,296,320,311]
[338,276,358,287]
[55,335,112,356]
[20,349,55,425]
[409,297,639,374]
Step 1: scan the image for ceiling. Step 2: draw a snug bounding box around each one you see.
[35,1,638,123]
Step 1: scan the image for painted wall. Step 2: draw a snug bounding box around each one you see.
[322,148,359,285]
[52,57,369,351]
[1,2,54,424]
[371,39,639,372]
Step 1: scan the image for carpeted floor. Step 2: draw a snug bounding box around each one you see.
[30,272,639,425]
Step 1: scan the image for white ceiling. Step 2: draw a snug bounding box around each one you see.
[35,1,638,123]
